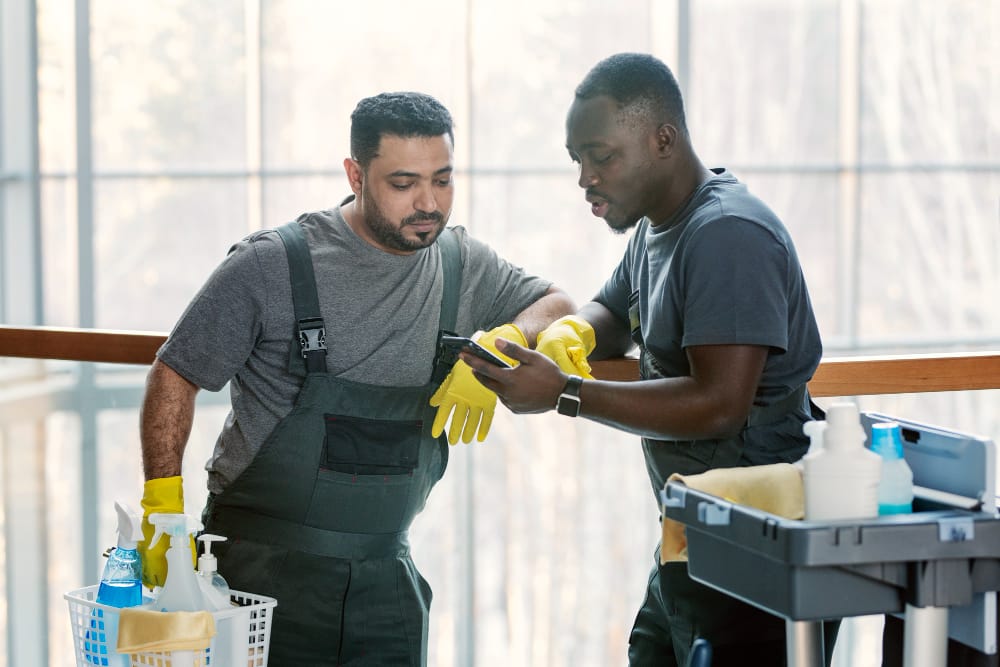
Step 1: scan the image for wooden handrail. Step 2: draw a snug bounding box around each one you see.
[593,352,1000,397]
[1,325,999,397]
[0,325,165,365]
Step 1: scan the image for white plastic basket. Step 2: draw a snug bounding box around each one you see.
[65,585,277,667]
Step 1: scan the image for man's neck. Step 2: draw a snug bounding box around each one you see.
[648,155,714,228]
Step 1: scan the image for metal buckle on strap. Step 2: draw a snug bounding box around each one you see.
[298,317,326,357]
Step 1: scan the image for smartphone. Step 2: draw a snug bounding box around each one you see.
[438,335,512,368]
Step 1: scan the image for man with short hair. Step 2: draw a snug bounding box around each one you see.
[138,91,575,665]
[464,53,830,666]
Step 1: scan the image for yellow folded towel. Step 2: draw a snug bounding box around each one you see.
[660,462,804,564]
[117,608,216,653]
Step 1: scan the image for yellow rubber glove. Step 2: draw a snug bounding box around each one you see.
[138,476,193,589]
[429,324,526,444]
[535,315,596,379]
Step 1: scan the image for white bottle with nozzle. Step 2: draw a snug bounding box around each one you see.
[196,534,232,610]
[802,401,882,521]
[147,513,208,612]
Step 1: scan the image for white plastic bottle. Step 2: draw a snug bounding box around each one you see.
[802,401,882,521]
[871,421,914,515]
[147,513,208,612]
[196,534,232,610]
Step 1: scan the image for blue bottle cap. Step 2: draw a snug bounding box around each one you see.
[871,422,904,459]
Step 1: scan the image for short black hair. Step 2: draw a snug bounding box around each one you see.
[350,92,454,167]
[575,53,687,132]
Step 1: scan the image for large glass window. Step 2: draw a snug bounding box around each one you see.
[2,1,997,665]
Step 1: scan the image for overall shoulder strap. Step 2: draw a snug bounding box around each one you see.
[436,227,461,332]
[276,221,327,373]
[431,228,463,383]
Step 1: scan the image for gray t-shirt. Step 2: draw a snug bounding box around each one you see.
[596,169,822,499]
[159,205,551,492]
[595,168,822,404]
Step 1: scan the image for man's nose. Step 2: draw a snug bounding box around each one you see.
[414,184,437,212]
[578,162,598,189]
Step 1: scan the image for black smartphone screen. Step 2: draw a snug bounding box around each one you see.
[439,335,512,368]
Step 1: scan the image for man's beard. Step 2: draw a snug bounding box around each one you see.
[362,188,446,252]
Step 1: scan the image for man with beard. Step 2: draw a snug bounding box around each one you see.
[462,54,832,666]
[137,91,575,665]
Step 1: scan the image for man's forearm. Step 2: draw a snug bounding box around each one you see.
[578,301,633,360]
[140,359,199,480]
[510,286,576,345]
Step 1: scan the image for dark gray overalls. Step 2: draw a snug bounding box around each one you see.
[203,222,461,666]
[624,298,837,667]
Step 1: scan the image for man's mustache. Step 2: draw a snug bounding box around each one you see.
[403,212,444,225]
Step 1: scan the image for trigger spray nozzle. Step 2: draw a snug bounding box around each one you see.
[147,513,202,552]
[113,500,142,550]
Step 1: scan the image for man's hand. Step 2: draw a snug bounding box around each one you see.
[462,339,568,415]
[430,324,526,444]
[535,315,596,378]
[138,476,186,589]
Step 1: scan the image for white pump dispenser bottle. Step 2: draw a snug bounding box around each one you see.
[196,534,232,610]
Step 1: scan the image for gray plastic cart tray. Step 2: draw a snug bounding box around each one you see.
[660,483,1000,621]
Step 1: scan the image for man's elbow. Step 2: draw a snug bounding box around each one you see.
[704,403,753,439]
[540,286,576,316]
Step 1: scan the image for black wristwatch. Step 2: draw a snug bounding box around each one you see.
[556,375,584,417]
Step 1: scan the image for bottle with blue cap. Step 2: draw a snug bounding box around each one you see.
[872,421,914,515]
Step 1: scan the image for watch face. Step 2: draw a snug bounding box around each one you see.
[557,375,583,417]
[557,394,581,417]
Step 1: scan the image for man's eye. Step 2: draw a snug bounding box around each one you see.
[391,183,412,191]
[594,153,613,164]
[435,178,452,187]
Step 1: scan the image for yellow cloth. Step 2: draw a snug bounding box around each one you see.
[117,608,216,653]
[660,462,804,564]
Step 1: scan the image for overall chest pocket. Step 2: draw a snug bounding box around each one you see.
[307,415,425,533]
[321,414,422,475]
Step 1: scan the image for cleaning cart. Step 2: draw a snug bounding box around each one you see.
[661,412,999,667]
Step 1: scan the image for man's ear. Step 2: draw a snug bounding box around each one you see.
[655,123,678,157]
[344,157,364,196]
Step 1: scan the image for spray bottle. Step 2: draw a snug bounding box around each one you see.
[147,513,208,612]
[802,401,882,521]
[87,500,144,666]
[196,534,232,610]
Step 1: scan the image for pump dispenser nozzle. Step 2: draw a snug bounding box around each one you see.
[197,534,226,574]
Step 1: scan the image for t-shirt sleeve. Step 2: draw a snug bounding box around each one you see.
[157,238,272,391]
[456,228,553,330]
[679,217,791,351]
